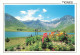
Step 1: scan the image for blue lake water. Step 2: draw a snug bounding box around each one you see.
[5,32,74,38]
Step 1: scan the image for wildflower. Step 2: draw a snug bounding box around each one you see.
[49,32,55,38]
[43,33,48,38]
[49,35,51,38]
[42,33,48,43]
[51,32,55,34]
[59,32,63,36]
[51,32,55,35]
[42,37,44,43]
[56,34,59,36]
[49,33,50,35]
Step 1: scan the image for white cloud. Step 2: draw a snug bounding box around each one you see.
[38,14,42,17]
[15,9,43,21]
[15,9,60,22]
[21,15,43,21]
[20,11,26,14]
[27,9,38,16]
[43,9,47,13]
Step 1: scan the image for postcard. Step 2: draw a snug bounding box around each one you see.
[4,4,75,52]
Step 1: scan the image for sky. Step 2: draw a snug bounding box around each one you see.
[5,5,75,22]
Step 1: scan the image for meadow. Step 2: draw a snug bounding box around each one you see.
[5,31,75,51]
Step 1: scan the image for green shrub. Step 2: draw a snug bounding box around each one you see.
[26,38,29,46]
[16,45,20,49]
[29,46,33,51]
[68,36,75,45]
[63,46,67,51]
[46,37,51,42]
[71,37,75,45]
[32,38,35,44]
[69,45,75,51]
[26,37,33,45]
[5,48,7,51]
[39,47,43,51]
[5,37,10,42]
[42,42,47,49]
[59,35,68,42]
[33,44,39,51]
[66,46,70,51]
[55,47,59,51]
[22,47,25,49]
[53,36,57,41]
[8,47,14,51]
[47,42,53,50]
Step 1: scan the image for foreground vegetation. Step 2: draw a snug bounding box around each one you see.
[5,31,75,51]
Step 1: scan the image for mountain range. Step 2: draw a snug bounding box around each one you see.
[5,13,74,32]
[22,15,74,31]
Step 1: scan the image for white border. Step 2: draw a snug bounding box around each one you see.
[3,3,77,53]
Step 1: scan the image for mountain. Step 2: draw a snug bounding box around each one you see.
[22,20,46,31]
[53,15,74,30]
[5,13,26,27]
[60,15,74,26]
[5,13,34,31]
[22,20,43,28]
[22,15,74,32]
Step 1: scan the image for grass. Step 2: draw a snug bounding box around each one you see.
[61,24,75,33]
[5,26,35,32]
[5,37,26,49]
[5,24,74,32]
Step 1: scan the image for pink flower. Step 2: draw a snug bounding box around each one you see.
[42,33,48,43]
[42,37,44,43]
[49,33,50,35]
[43,33,48,38]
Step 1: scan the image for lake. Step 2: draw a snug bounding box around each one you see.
[5,32,74,38]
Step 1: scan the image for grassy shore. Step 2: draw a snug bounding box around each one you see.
[5,37,26,49]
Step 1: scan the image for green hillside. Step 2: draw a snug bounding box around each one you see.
[5,13,34,32]
[61,24,75,33]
